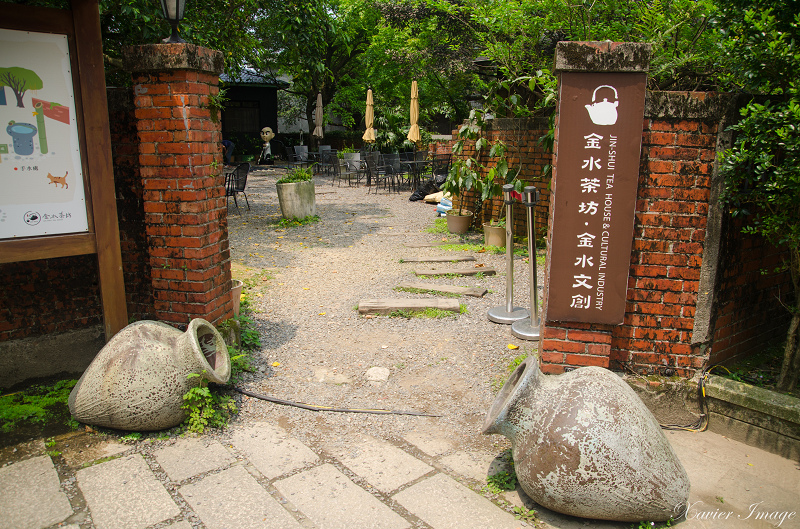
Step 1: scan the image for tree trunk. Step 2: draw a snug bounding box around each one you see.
[776,248,800,392]
[776,313,799,392]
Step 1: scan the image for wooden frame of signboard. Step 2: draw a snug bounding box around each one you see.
[0,0,127,340]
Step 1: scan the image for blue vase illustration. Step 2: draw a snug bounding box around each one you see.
[6,120,38,155]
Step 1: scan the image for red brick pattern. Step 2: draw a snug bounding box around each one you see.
[444,118,552,240]
[541,117,717,375]
[0,256,102,341]
[710,218,792,366]
[131,66,232,326]
[107,88,154,321]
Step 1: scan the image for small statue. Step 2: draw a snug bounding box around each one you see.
[259,126,275,165]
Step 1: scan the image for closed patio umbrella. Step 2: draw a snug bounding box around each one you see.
[312,92,324,139]
[407,80,420,144]
[362,88,376,143]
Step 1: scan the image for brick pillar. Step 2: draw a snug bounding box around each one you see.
[122,44,233,326]
[540,42,650,374]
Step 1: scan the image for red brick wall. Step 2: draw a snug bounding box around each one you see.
[0,256,101,341]
[447,117,552,242]
[710,218,792,365]
[131,65,233,326]
[107,88,154,321]
[610,115,718,376]
[540,91,791,377]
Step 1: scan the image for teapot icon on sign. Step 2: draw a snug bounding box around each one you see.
[585,85,619,125]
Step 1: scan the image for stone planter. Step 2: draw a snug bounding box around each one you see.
[483,223,506,247]
[482,357,689,522]
[446,210,472,234]
[276,179,316,219]
[342,152,360,169]
[705,375,800,460]
[68,319,230,431]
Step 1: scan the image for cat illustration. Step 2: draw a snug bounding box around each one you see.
[47,171,68,189]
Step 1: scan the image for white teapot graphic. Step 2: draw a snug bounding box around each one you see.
[585,85,619,125]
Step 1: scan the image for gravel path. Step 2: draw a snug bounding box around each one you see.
[225,167,543,457]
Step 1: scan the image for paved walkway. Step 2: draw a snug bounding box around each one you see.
[1,419,797,529]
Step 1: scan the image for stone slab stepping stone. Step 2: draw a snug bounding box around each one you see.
[358,298,461,315]
[400,256,475,263]
[414,267,496,277]
[404,242,449,248]
[396,281,487,297]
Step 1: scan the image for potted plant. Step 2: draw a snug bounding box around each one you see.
[484,217,506,248]
[440,158,476,234]
[443,111,523,236]
[276,167,316,219]
[338,145,360,171]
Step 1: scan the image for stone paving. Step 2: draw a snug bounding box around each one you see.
[1,419,798,529]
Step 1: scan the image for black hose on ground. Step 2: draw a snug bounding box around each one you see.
[224,385,441,417]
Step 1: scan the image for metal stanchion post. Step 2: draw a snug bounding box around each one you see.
[512,186,541,339]
[488,184,529,324]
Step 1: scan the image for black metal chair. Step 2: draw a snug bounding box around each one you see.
[382,153,408,190]
[289,145,310,169]
[431,153,451,187]
[365,151,394,193]
[319,149,338,178]
[330,154,358,187]
[225,162,251,213]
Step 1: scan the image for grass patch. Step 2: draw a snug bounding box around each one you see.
[439,242,529,258]
[0,379,78,436]
[276,214,320,228]
[491,353,529,392]
[394,286,461,298]
[425,217,449,234]
[387,304,467,319]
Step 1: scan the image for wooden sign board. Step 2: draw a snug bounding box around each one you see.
[546,72,646,324]
[0,0,127,339]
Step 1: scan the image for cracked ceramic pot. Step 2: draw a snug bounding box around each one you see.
[69,319,230,431]
[482,357,689,522]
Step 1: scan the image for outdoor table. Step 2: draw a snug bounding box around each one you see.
[401,159,430,190]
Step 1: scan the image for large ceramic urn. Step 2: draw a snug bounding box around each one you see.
[482,357,689,522]
[69,318,230,431]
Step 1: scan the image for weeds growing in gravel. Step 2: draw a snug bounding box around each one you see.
[181,286,261,433]
[485,449,518,494]
[181,371,238,434]
[512,506,539,524]
[491,353,529,392]
[276,214,320,228]
[394,286,461,298]
[387,304,467,318]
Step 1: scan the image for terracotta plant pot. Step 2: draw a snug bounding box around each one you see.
[482,357,690,522]
[483,223,506,248]
[231,279,244,317]
[446,210,472,234]
[276,179,316,219]
[69,319,230,431]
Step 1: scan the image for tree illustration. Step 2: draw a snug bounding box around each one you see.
[0,67,44,108]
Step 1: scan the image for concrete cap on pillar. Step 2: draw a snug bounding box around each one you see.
[122,43,224,75]
[554,41,651,73]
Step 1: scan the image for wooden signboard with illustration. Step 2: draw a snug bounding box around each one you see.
[0,0,127,339]
[0,30,88,238]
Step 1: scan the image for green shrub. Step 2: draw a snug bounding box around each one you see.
[277,167,314,184]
